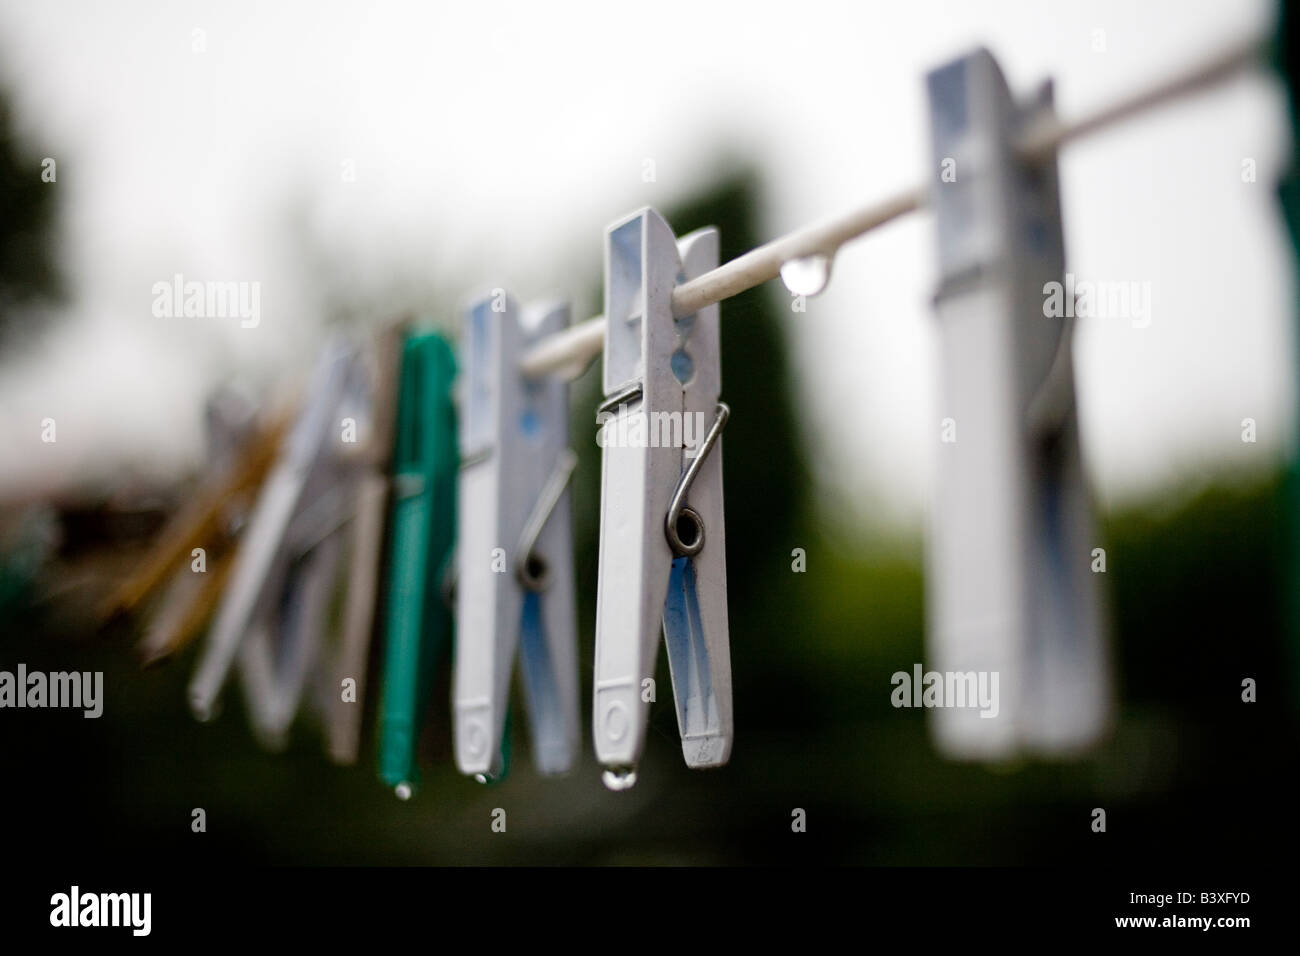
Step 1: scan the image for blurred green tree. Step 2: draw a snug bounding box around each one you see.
[0,88,61,348]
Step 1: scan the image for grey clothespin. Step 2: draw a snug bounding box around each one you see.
[924,49,1110,760]
[188,336,371,748]
[454,293,580,780]
[592,207,734,790]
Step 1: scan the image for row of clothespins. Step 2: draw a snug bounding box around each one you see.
[100,208,735,795]
[99,33,1281,792]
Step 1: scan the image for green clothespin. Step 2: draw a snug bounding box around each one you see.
[377,332,458,798]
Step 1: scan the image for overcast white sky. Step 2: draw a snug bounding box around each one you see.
[0,0,1289,530]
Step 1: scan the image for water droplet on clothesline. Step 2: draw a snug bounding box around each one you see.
[780,254,833,297]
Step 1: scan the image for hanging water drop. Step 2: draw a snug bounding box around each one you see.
[780,253,833,297]
[394,782,413,801]
[601,766,638,791]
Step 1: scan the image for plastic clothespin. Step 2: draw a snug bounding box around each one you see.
[453,293,580,782]
[321,321,408,765]
[592,207,734,790]
[222,344,371,749]
[376,332,457,798]
[188,337,369,740]
[235,526,345,748]
[924,49,1110,760]
[241,329,397,753]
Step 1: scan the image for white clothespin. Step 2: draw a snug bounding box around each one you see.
[188,336,369,746]
[454,293,580,780]
[924,49,1110,760]
[593,207,733,789]
[236,506,345,747]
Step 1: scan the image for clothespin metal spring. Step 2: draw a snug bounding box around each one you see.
[665,402,729,558]
[514,449,578,593]
[594,388,732,559]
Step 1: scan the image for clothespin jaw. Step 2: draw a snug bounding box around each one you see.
[924,50,1110,760]
[377,332,458,796]
[454,293,579,780]
[594,207,733,787]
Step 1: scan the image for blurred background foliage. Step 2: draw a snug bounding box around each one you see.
[0,90,59,348]
[0,86,1293,866]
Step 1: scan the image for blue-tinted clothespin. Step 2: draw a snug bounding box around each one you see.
[454,292,579,781]
[593,207,734,790]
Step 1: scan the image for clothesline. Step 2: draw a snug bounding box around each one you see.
[518,31,1265,382]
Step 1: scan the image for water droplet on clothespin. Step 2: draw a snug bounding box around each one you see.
[601,766,638,791]
[780,254,833,297]
[395,782,413,801]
